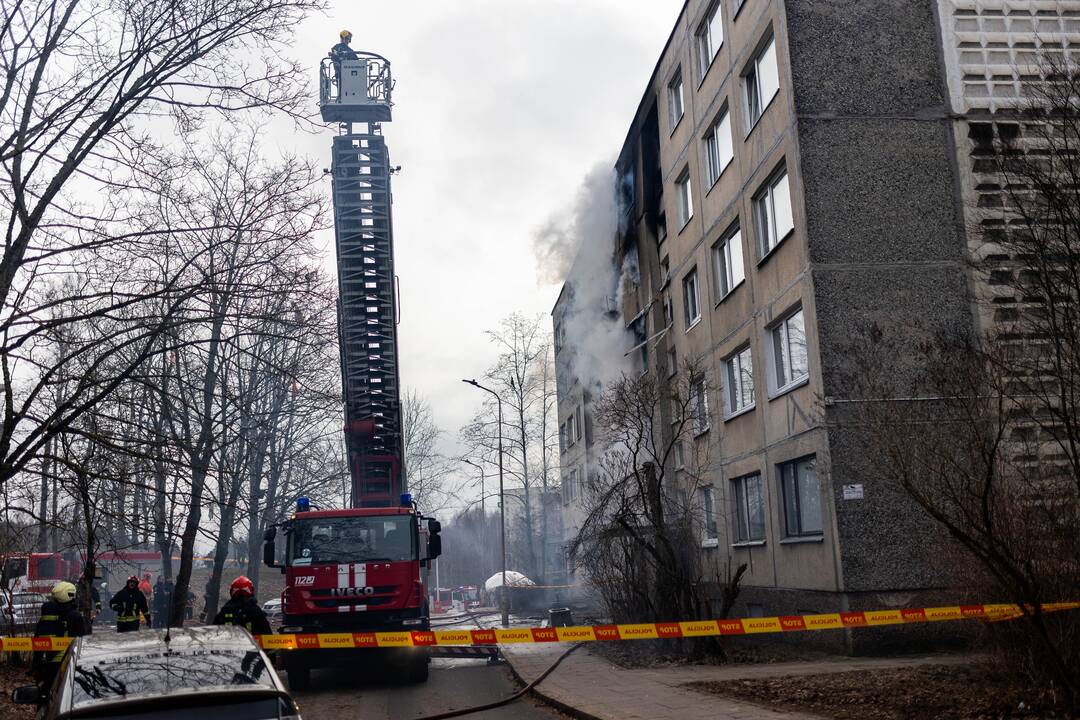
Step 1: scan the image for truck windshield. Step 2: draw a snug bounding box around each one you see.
[289,516,414,565]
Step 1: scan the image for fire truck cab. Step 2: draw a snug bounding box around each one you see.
[264,495,441,689]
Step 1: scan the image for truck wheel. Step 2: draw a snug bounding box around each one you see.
[406,655,429,683]
[288,665,311,691]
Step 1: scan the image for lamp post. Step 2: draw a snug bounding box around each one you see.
[462,378,509,628]
[461,458,486,517]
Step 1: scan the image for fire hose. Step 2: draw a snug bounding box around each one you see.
[409,641,584,720]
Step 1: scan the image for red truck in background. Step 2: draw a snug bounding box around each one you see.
[262,46,442,690]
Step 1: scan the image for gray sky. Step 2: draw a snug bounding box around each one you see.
[283,1,682,503]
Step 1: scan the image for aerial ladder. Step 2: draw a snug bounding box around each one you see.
[263,35,442,690]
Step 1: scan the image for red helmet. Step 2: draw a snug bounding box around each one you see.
[230,576,254,599]
[126,575,139,586]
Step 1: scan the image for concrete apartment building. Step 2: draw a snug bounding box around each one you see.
[552,0,1069,635]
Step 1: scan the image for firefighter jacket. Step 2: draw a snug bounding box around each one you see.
[109,586,148,625]
[213,597,272,637]
[32,600,87,673]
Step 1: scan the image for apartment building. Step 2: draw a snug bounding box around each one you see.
[553,0,1066,643]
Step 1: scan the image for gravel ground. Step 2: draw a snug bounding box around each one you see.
[684,663,1063,720]
[0,660,36,720]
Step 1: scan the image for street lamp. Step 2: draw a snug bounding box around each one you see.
[460,458,486,517]
[462,378,509,628]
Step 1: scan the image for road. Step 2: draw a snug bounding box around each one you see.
[290,657,565,719]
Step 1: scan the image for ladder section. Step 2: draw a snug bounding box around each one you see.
[331,132,404,505]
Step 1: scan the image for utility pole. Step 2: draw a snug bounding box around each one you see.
[463,378,509,628]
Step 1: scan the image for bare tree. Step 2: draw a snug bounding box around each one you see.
[841,60,1080,710]
[0,0,323,499]
[402,389,453,513]
[570,364,745,652]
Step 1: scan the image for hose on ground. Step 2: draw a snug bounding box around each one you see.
[409,642,585,720]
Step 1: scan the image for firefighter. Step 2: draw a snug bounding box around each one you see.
[330,29,359,63]
[213,576,272,637]
[32,581,87,691]
[109,575,148,632]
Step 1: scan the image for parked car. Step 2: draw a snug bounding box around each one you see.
[262,598,283,627]
[12,625,302,719]
[2,592,46,634]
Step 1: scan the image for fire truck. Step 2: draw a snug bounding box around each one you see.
[262,43,441,689]
[1,550,164,595]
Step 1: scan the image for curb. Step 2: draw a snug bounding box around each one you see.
[499,646,606,720]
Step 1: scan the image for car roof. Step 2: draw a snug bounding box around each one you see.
[60,626,287,715]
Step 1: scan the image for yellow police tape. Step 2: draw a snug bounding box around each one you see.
[4,602,1077,652]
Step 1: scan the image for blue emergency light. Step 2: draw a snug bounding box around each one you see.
[400,493,413,507]
[296,496,311,512]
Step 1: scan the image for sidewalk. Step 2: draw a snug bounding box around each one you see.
[500,643,978,720]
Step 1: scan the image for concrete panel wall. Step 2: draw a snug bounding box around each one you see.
[784,0,973,593]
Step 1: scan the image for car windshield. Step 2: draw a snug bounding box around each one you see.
[289,515,414,565]
[71,649,276,708]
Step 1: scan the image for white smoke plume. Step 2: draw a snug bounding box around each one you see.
[534,163,637,392]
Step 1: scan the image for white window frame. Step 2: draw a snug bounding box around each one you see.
[743,33,779,129]
[675,169,693,228]
[695,2,723,81]
[683,268,700,330]
[674,441,685,469]
[753,167,794,259]
[575,405,584,441]
[767,307,809,396]
[690,376,709,436]
[703,106,734,188]
[667,348,677,378]
[732,473,765,544]
[712,224,745,300]
[700,485,718,545]
[566,412,577,448]
[723,345,755,418]
[779,456,822,538]
[668,70,685,132]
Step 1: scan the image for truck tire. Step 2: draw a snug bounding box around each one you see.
[288,665,311,691]
[406,654,429,683]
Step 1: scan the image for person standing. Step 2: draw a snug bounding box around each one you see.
[152,577,166,628]
[32,582,87,690]
[213,576,272,637]
[109,576,148,633]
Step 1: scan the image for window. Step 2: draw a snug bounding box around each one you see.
[695,3,723,79]
[703,107,734,188]
[566,412,577,447]
[712,224,745,299]
[780,456,822,537]
[667,348,677,378]
[724,345,755,416]
[753,167,794,257]
[668,70,684,131]
[675,169,693,228]
[733,0,746,14]
[657,211,668,244]
[558,423,566,454]
[769,308,809,392]
[683,268,700,329]
[565,468,578,503]
[674,441,685,469]
[732,473,765,543]
[575,405,584,441]
[744,34,779,127]
[663,294,673,328]
[700,486,718,541]
[690,376,709,435]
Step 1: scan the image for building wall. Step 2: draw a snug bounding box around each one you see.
[552,0,1065,630]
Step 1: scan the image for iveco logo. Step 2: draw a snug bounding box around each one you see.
[330,587,374,597]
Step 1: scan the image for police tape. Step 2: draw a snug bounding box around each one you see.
[4,602,1078,652]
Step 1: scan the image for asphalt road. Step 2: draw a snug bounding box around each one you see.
[289,657,566,719]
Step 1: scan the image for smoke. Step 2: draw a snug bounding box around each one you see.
[534,163,637,393]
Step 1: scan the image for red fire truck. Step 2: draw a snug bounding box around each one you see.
[262,45,441,690]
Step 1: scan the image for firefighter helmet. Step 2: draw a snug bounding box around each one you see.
[126,575,139,586]
[230,576,255,599]
[51,581,77,604]
[340,29,352,41]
